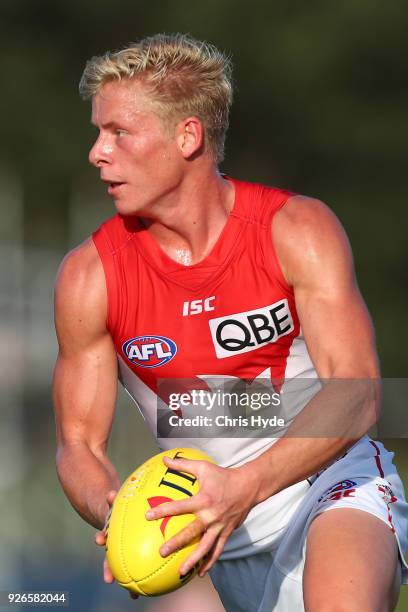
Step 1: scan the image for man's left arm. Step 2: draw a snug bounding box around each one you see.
[146,196,380,574]
[240,195,380,504]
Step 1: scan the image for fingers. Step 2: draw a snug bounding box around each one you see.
[98,491,119,588]
[95,530,106,546]
[163,456,200,477]
[146,497,200,520]
[95,490,117,546]
[106,490,117,506]
[199,530,231,576]
[159,517,205,557]
[179,525,222,576]
[103,558,115,584]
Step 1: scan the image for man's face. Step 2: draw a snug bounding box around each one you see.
[89,79,183,215]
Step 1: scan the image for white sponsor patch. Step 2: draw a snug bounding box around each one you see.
[209,299,294,359]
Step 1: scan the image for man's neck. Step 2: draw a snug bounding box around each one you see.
[139,169,235,266]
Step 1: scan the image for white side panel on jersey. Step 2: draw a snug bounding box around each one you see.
[118,355,158,433]
[278,329,322,428]
[283,328,318,380]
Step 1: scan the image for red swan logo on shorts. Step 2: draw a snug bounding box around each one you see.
[123,335,177,368]
[377,484,397,505]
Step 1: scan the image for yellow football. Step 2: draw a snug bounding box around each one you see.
[105,447,214,596]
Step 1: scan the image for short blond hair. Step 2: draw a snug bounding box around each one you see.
[79,33,233,163]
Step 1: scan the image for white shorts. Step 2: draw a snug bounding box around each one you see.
[210,437,408,612]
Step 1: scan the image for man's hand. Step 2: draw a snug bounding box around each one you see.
[95,490,139,600]
[145,456,257,577]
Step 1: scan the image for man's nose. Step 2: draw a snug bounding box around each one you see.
[89,135,113,167]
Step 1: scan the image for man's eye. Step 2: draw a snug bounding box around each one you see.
[116,129,127,137]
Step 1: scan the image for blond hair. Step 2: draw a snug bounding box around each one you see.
[79,33,233,163]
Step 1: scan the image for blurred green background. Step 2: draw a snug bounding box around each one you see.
[0,0,407,610]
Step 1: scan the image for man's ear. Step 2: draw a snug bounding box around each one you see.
[176,117,204,159]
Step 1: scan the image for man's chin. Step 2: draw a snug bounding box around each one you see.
[113,197,155,218]
[113,199,141,217]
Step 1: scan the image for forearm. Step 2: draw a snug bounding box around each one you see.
[240,378,380,504]
[56,442,121,529]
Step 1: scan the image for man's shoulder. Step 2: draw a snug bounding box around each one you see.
[231,177,339,233]
[272,195,352,287]
[230,176,293,201]
[54,237,108,337]
[58,238,101,278]
[274,194,346,240]
[55,238,105,303]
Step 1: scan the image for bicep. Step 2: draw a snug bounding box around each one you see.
[274,197,379,378]
[52,241,118,456]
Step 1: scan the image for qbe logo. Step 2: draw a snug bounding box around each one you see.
[122,335,177,368]
[208,299,294,359]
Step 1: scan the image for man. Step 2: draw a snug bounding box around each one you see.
[53,34,408,610]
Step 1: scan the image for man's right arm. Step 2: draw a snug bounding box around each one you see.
[53,238,120,530]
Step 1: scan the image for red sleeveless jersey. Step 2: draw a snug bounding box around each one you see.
[92,177,318,464]
[91,178,408,568]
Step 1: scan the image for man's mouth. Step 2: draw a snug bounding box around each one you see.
[107,181,125,195]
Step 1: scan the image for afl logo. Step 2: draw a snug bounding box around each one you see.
[123,335,177,368]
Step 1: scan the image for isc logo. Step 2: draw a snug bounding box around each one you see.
[209,299,294,359]
[182,296,215,316]
[122,335,177,368]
